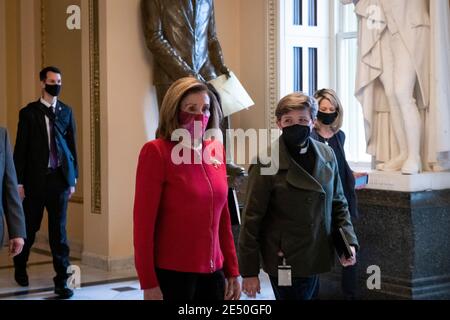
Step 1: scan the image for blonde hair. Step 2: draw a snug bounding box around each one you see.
[156,77,222,140]
[275,92,318,121]
[314,88,344,133]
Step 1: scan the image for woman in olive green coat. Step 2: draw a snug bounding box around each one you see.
[239,92,359,300]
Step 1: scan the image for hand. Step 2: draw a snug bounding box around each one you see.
[242,276,260,298]
[353,172,368,178]
[220,65,231,78]
[69,186,76,199]
[18,186,25,200]
[224,277,241,300]
[339,246,357,267]
[144,287,163,300]
[9,238,25,257]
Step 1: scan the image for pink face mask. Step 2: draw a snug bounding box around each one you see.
[179,110,210,140]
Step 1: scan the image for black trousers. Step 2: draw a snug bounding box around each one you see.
[14,168,71,286]
[314,262,358,300]
[269,275,319,300]
[342,263,358,299]
[156,268,226,301]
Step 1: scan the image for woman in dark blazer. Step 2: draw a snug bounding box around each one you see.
[239,92,359,300]
[312,88,366,299]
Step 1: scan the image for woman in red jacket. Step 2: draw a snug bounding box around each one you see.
[133,77,241,301]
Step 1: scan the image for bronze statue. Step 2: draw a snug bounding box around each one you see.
[141,0,230,107]
[141,0,245,177]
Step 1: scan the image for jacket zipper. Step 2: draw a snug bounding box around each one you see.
[200,161,215,273]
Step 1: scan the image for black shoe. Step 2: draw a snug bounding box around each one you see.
[14,268,29,287]
[54,284,74,299]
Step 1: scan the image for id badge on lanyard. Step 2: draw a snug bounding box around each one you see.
[278,258,292,287]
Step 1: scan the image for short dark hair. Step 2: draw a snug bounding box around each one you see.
[276,92,318,121]
[39,66,62,82]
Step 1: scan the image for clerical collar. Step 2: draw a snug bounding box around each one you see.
[40,97,57,108]
[298,139,309,155]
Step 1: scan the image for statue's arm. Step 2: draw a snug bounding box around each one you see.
[141,0,196,79]
[207,1,229,76]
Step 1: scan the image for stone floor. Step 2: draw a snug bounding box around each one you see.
[0,249,275,300]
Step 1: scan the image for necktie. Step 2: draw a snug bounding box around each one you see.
[49,106,59,169]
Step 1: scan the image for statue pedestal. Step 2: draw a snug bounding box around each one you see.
[366,171,450,192]
[319,171,450,299]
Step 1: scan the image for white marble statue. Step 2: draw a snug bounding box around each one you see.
[342,0,450,174]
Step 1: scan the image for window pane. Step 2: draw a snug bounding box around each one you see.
[308,0,317,26]
[308,47,318,96]
[294,47,303,92]
[341,3,358,32]
[293,0,302,25]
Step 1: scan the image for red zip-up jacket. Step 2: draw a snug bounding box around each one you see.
[133,138,240,289]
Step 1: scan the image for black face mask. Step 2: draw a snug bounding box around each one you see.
[317,111,338,125]
[282,124,311,150]
[45,84,62,97]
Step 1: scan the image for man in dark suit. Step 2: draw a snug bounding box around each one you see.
[13,66,78,299]
[0,127,26,258]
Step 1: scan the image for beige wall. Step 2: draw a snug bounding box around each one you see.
[237,0,268,131]
[0,0,6,126]
[80,0,109,260]
[104,0,151,259]
[19,0,40,108]
[215,0,241,77]
[4,0,21,138]
[3,0,41,142]
[214,0,268,131]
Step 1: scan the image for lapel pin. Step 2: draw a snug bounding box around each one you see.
[211,158,222,169]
